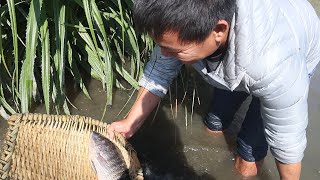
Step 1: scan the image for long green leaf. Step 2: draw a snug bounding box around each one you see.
[104,10,141,77]
[0,4,9,19]
[7,0,19,89]
[91,0,113,106]
[19,0,43,113]
[0,1,25,19]
[114,61,139,89]
[82,40,138,89]
[0,18,12,79]
[0,98,16,114]
[117,0,125,58]
[1,0,151,115]
[53,0,68,114]
[74,19,105,80]
[0,14,5,71]
[95,47,139,89]
[67,41,91,100]
[82,43,105,76]
[93,47,139,89]
[82,0,106,89]
[3,4,23,111]
[40,6,51,114]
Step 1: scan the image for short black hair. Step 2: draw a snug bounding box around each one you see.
[133,0,236,43]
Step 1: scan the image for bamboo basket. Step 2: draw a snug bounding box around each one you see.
[0,114,143,180]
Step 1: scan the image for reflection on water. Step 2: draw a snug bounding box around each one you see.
[1,1,320,180]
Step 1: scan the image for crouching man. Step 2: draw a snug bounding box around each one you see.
[108,0,320,179]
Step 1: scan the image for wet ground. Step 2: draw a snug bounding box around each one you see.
[1,1,320,179]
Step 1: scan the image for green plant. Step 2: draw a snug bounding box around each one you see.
[0,0,153,118]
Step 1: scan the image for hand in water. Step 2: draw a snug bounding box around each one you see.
[107,118,143,139]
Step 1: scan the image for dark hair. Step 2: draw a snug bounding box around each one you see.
[133,0,236,43]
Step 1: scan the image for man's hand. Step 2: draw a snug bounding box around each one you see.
[107,118,143,139]
[107,87,161,139]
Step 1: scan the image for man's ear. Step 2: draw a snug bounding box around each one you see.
[213,20,229,42]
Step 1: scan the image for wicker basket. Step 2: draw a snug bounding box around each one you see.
[0,114,143,180]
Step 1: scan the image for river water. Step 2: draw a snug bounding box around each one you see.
[1,1,320,179]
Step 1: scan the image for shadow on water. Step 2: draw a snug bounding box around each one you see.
[130,106,216,180]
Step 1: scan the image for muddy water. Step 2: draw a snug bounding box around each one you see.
[1,1,320,179]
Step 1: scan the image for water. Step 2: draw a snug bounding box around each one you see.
[1,1,320,179]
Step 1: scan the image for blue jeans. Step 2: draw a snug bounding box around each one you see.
[203,88,268,162]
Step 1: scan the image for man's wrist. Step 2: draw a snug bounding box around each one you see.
[125,116,144,132]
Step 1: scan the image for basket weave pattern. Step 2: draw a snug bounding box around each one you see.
[0,114,143,180]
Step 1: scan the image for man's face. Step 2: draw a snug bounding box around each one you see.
[154,31,221,64]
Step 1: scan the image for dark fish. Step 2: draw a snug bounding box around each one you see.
[89,131,129,180]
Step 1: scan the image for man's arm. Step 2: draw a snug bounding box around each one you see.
[108,45,182,138]
[250,53,309,179]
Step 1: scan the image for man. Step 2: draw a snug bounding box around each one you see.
[108,0,320,179]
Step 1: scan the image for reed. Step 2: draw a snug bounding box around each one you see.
[0,0,153,118]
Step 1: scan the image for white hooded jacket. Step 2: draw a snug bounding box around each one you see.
[139,0,320,163]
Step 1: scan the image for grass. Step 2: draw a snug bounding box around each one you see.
[0,0,153,118]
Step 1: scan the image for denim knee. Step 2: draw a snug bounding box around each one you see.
[203,88,249,131]
[203,113,225,131]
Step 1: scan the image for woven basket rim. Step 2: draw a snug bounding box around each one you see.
[0,113,143,180]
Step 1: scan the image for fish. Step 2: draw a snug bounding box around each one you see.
[89,131,129,180]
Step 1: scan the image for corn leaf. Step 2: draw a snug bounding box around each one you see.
[75,19,105,80]
[67,41,91,100]
[7,0,19,89]
[91,0,113,106]
[19,0,43,113]
[40,6,51,113]
[52,0,68,114]
[1,0,152,115]
[0,15,5,70]
[82,0,105,87]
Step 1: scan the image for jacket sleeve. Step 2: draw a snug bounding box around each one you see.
[250,54,309,164]
[139,45,183,97]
